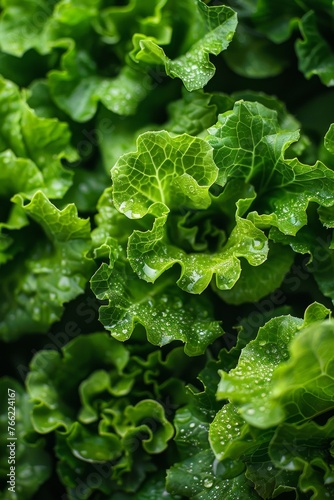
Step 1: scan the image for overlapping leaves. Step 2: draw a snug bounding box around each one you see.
[109,129,270,297]
[0,76,74,200]
[94,98,334,324]
[163,304,334,499]
[0,192,95,340]
[223,0,334,87]
[208,100,334,236]
[208,304,334,499]
[91,242,223,356]
[131,1,237,91]
[0,0,237,121]
[26,332,192,498]
[1,1,334,499]
[0,76,97,340]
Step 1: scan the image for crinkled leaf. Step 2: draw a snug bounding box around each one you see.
[165,89,233,137]
[98,90,231,177]
[214,243,295,304]
[230,90,301,132]
[129,213,268,294]
[112,131,266,293]
[216,303,330,428]
[299,462,334,499]
[27,331,184,497]
[95,0,171,46]
[0,77,74,198]
[168,379,250,498]
[210,312,334,499]
[98,66,152,117]
[111,131,217,217]
[91,253,223,356]
[252,1,301,43]
[251,1,333,49]
[208,100,334,236]
[19,191,90,241]
[0,192,95,340]
[0,0,203,123]
[209,99,299,187]
[110,130,270,293]
[20,105,76,197]
[270,419,334,498]
[98,403,172,491]
[0,0,53,56]
[49,49,150,121]
[0,147,42,263]
[0,150,44,197]
[118,399,174,454]
[26,333,129,433]
[131,1,237,91]
[46,44,101,122]
[78,368,134,424]
[67,421,122,463]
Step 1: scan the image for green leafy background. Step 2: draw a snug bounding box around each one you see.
[1,0,334,499]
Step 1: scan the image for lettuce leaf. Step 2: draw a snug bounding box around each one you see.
[209,304,334,499]
[0,0,237,121]
[131,0,237,91]
[0,76,74,198]
[228,0,334,87]
[0,377,51,499]
[208,100,334,236]
[109,130,270,295]
[91,244,223,356]
[0,192,95,340]
[296,11,334,87]
[1,1,334,498]
[26,332,191,497]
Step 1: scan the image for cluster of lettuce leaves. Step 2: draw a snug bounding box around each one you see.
[1,0,334,498]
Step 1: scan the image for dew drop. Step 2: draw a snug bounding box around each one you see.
[253,239,263,249]
[203,478,213,488]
